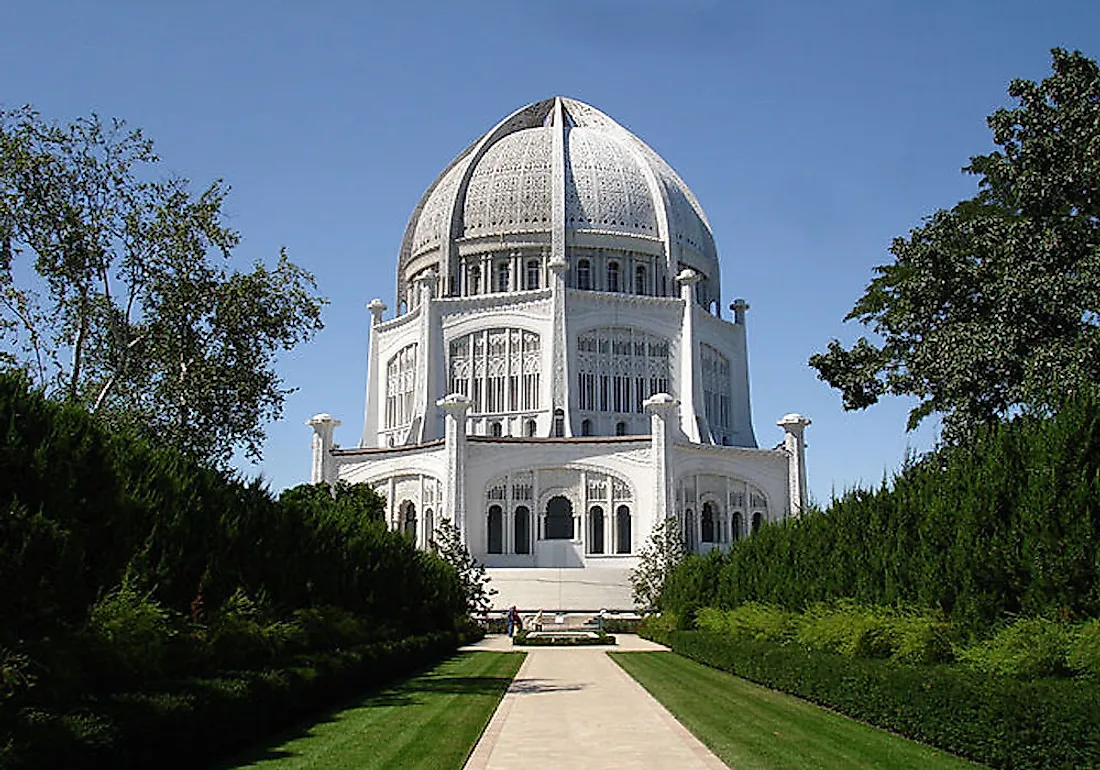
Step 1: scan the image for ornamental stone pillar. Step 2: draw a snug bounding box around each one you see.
[439,394,472,536]
[414,269,440,443]
[307,413,341,485]
[676,269,704,443]
[645,393,679,527]
[777,413,812,516]
[361,298,386,447]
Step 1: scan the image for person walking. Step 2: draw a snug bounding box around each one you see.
[506,605,518,637]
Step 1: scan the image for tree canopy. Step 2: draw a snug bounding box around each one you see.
[0,106,325,465]
[810,49,1100,439]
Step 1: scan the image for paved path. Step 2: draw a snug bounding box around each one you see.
[461,635,727,770]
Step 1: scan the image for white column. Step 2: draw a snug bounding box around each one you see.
[644,393,678,527]
[439,394,472,537]
[777,413,812,516]
[307,413,341,485]
[676,269,704,443]
[361,299,387,447]
[413,270,439,443]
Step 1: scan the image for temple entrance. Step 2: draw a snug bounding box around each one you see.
[544,495,573,540]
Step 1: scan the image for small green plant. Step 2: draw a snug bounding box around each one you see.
[208,588,306,667]
[1067,620,1100,680]
[87,576,179,676]
[958,617,1072,678]
[637,612,678,645]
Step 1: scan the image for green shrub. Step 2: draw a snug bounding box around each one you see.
[512,631,615,646]
[1068,620,1100,680]
[637,613,677,645]
[669,630,1100,770]
[959,617,1072,678]
[695,603,796,644]
[86,578,180,678]
[207,589,307,667]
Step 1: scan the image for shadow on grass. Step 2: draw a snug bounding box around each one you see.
[213,652,519,769]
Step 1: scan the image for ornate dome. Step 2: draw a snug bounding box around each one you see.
[398,97,719,302]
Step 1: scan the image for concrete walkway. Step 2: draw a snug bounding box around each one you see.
[461,635,727,770]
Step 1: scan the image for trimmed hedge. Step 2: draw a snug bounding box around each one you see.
[512,631,615,646]
[660,395,1100,635]
[667,630,1100,769]
[2,631,463,770]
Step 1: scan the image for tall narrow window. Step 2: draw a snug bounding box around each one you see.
[684,509,695,550]
[553,408,565,437]
[525,419,537,437]
[526,259,540,290]
[615,421,626,436]
[490,421,503,437]
[488,505,503,553]
[635,265,647,295]
[732,512,743,541]
[401,501,417,542]
[588,506,605,554]
[607,261,620,292]
[468,264,481,295]
[496,261,510,292]
[751,512,763,534]
[577,259,591,290]
[385,344,418,429]
[616,505,631,554]
[515,506,531,554]
[581,419,592,436]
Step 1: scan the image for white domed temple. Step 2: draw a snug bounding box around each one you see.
[308,97,810,610]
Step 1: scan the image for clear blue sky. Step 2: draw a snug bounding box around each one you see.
[3,1,1097,503]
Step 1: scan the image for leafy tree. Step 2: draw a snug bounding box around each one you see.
[430,518,496,616]
[810,49,1100,439]
[0,106,325,465]
[630,516,687,611]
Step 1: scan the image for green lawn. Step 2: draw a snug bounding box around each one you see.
[610,652,980,770]
[219,651,524,770]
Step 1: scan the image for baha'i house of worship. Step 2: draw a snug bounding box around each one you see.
[308,97,810,611]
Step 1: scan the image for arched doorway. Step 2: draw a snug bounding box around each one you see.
[588,506,605,554]
[488,505,503,554]
[545,495,573,540]
[751,511,763,534]
[514,506,531,554]
[701,502,716,543]
[616,505,631,554]
[401,500,417,542]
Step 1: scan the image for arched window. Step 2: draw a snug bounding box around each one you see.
[526,259,540,290]
[581,418,592,436]
[616,505,631,553]
[515,506,531,554]
[553,408,565,437]
[575,327,671,415]
[385,343,418,429]
[701,344,732,445]
[496,261,510,292]
[607,261,620,292]
[545,495,573,540]
[525,419,537,437]
[490,421,503,437]
[701,502,716,543]
[635,265,647,295]
[684,508,695,550]
[424,508,434,548]
[488,505,503,554]
[751,511,763,534]
[401,501,417,542]
[448,329,540,415]
[577,259,592,290]
[588,506,605,554]
[468,264,481,295]
[732,511,743,541]
[615,421,627,436]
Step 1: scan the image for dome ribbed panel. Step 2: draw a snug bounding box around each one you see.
[410,159,467,255]
[460,128,553,237]
[564,128,658,237]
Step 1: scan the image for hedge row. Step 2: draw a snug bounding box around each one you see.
[660,394,1100,634]
[2,631,464,770]
[666,630,1100,769]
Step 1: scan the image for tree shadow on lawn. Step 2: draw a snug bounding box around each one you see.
[212,652,520,768]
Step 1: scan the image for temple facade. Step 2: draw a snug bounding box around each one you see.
[308,97,809,610]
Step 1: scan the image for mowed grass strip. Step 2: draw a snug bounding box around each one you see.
[610,652,980,770]
[222,651,524,770]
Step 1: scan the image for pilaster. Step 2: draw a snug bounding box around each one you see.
[676,270,704,442]
[645,393,679,526]
[414,270,439,443]
[361,298,387,446]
